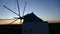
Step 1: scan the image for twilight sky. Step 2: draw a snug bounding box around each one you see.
[0,0,60,23]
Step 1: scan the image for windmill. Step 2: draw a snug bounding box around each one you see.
[3,0,27,24]
[2,0,49,34]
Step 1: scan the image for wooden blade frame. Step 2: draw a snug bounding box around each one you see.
[3,5,19,16]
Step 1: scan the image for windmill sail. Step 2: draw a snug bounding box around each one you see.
[9,19,18,24]
[22,1,27,17]
[3,5,19,16]
[16,0,20,17]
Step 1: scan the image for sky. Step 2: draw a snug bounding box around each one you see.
[0,0,60,24]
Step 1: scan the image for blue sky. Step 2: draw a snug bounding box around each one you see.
[0,0,60,22]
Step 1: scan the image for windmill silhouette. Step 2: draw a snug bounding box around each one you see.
[3,0,27,24]
[3,0,49,34]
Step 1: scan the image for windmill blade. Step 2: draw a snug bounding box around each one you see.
[16,0,20,17]
[3,5,19,16]
[22,1,27,17]
[16,0,22,24]
[9,19,18,24]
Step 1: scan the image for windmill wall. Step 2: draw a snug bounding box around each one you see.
[22,21,49,34]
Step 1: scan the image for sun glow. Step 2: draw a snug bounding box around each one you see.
[0,19,24,25]
[13,19,24,24]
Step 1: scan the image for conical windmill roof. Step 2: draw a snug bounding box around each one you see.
[23,12,43,23]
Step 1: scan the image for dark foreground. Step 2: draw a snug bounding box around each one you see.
[49,23,60,34]
[0,24,22,34]
[0,23,60,34]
